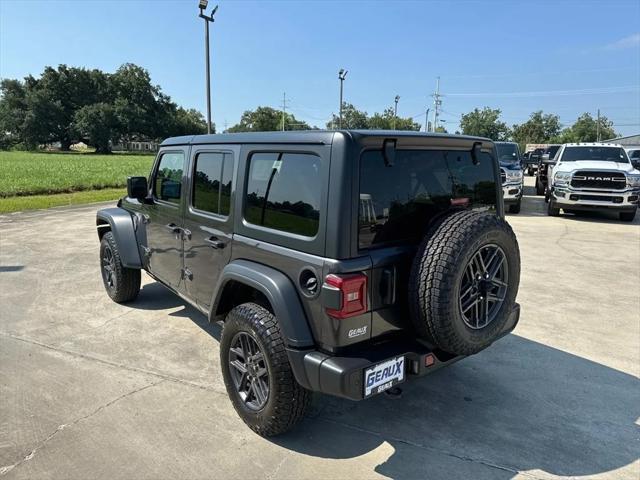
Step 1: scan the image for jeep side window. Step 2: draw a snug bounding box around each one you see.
[244,152,321,237]
[192,152,234,216]
[153,152,185,204]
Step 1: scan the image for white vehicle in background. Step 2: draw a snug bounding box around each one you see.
[625,147,640,169]
[547,143,640,221]
[495,141,524,214]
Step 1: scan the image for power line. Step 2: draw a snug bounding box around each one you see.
[446,86,639,98]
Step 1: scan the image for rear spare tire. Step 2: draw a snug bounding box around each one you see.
[409,211,520,355]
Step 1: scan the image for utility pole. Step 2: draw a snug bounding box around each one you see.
[198,0,218,134]
[425,108,430,132]
[393,95,400,130]
[281,92,287,131]
[432,76,442,132]
[597,108,601,141]
[338,69,348,129]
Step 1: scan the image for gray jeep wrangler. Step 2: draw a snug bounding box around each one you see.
[97,131,521,436]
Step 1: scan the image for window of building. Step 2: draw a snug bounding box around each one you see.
[245,152,321,237]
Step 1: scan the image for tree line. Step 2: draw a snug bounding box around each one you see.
[0,63,619,153]
[225,102,422,133]
[0,63,207,153]
[458,107,618,150]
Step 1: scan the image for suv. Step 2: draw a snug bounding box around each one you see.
[535,144,561,195]
[495,141,524,213]
[96,131,521,436]
[547,143,640,221]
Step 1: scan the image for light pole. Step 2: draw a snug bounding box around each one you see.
[393,95,400,129]
[425,108,430,132]
[199,0,218,134]
[338,68,348,129]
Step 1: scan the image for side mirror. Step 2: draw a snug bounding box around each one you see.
[127,176,148,200]
[471,142,482,165]
[383,138,396,167]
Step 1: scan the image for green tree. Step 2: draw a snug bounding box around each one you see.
[228,106,310,132]
[368,107,421,131]
[0,63,208,151]
[72,103,119,153]
[326,103,369,129]
[460,107,510,140]
[0,79,28,149]
[511,111,562,151]
[558,113,617,143]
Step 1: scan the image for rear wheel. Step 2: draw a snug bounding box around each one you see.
[535,178,545,196]
[409,211,520,355]
[100,232,140,303]
[220,303,309,437]
[620,209,637,222]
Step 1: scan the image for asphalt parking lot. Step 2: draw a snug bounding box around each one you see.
[1,175,638,480]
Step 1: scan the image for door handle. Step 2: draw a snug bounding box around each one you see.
[204,236,226,249]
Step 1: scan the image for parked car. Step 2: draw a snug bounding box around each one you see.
[495,141,524,213]
[526,148,544,176]
[96,131,521,436]
[535,144,561,195]
[547,143,640,221]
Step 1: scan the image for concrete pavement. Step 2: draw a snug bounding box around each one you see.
[1,177,638,479]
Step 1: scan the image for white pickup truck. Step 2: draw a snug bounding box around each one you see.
[547,143,640,221]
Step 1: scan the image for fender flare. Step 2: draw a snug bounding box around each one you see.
[209,260,314,348]
[96,208,143,268]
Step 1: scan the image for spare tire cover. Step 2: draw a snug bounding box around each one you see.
[408,210,520,355]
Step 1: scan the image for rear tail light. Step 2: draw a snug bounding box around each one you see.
[324,273,368,319]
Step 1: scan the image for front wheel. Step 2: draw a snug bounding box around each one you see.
[508,200,521,214]
[100,232,140,303]
[220,303,309,437]
[547,200,561,217]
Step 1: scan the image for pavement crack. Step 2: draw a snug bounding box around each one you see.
[0,332,228,397]
[316,417,545,480]
[0,380,164,476]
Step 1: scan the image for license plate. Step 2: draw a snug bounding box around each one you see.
[364,356,405,397]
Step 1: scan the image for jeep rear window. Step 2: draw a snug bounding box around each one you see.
[561,146,628,163]
[245,152,321,237]
[359,149,497,249]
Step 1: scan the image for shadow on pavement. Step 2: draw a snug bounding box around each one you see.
[0,265,25,272]
[272,335,639,479]
[126,282,638,479]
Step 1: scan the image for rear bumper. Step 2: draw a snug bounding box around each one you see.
[288,303,520,401]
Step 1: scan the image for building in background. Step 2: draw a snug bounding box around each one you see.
[112,141,159,152]
[604,134,640,147]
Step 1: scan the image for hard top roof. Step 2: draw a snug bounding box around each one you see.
[160,130,492,147]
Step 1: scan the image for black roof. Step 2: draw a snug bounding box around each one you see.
[160,130,491,147]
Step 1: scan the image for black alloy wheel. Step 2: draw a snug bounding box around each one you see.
[459,244,509,330]
[228,331,270,411]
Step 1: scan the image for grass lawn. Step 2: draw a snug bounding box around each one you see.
[0,188,125,214]
[0,151,154,197]
[0,151,154,213]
